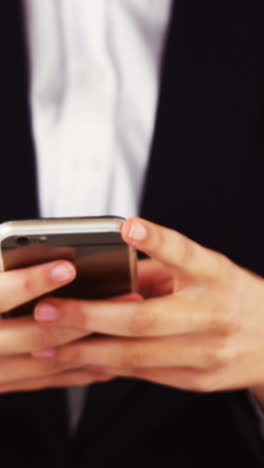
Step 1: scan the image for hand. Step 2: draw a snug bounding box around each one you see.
[33,218,264,402]
[0,260,112,393]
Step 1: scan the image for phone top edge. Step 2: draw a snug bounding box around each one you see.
[0,217,125,242]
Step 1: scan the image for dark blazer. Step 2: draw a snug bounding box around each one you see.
[0,1,264,466]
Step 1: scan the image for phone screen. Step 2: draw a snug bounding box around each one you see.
[2,232,135,317]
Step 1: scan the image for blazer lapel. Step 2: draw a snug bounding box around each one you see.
[0,1,38,223]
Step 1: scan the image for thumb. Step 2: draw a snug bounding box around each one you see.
[121,217,221,278]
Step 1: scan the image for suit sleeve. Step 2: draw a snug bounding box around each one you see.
[248,392,264,439]
[228,390,264,465]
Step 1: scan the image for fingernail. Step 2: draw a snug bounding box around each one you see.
[128,222,147,241]
[35,303,59,322]
[32,349,56,359]
[50,262,75,283]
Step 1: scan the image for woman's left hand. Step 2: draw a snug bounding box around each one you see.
[33,218,264,402]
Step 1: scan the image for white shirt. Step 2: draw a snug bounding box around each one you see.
[24,0,172,432]
[24,0,172,220]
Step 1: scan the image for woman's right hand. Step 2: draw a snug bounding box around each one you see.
[0,260,108,392]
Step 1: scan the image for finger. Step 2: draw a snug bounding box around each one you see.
[53,334,224,371]
[110,293,143,302]
[104,366,215,392]
[0,316,90,355]
[121,218,224,278]
[137,259,174,298]
[0,354,68,385]
[34,292,222,337]
[0,260,76,313]
[0,368,112,394]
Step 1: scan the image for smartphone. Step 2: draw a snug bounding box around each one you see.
[0,216,137,317]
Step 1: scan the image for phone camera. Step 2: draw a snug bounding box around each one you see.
[16,236,29,246]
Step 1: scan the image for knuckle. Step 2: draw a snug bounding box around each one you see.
[31,327,56,351]
[203,348,219,368]
[204,339,234,369]
[216,342,235,366]
[128,305,157,337]
[60,345,84,366]
[60,300,88,329]
[210,302,240,336]
[75,302,91,330]
[220,309,240,335]
[215,253,242,291]
[22,273,38,297]
[179,237,195,266]
[31,326,76,353]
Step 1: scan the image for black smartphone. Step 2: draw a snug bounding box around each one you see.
[0,216,137,317]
